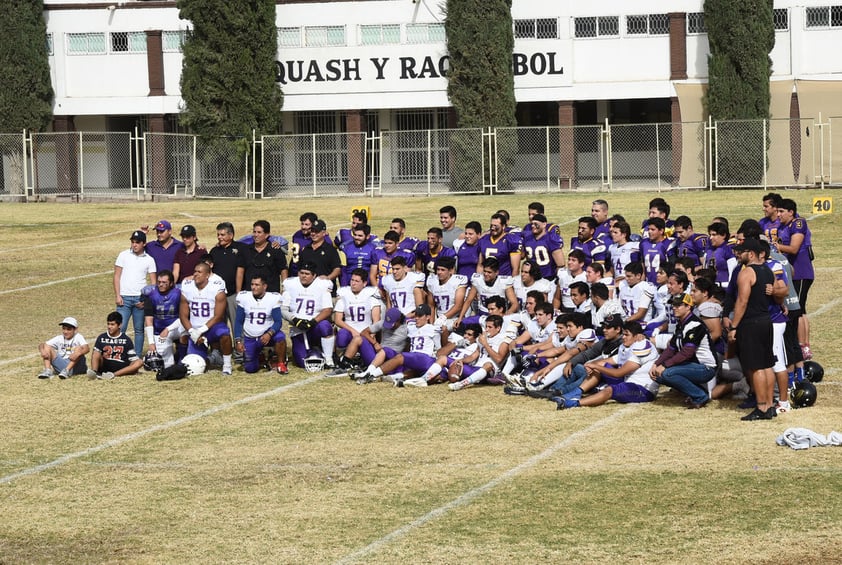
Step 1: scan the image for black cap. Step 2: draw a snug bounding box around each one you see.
[180,224,197,237]
[601,314,624,329]
[311,219,327,232]
[130,230,147,243]
[414,304,432,316]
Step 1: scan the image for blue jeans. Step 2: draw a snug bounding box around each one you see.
[118,294,146,352]
[549,364,588,395]
[656,363,716,405]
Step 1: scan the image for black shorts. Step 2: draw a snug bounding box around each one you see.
[736,317,775,372]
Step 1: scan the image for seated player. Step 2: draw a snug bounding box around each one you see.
[553,321,659,410]
[355,307,408,378]
[234,274,288,374]
[143,269,186,368]
[38,316,90,379]
[446,315,511,390]
[89,311,144,380]
[515,312,597,391]
[415,324,482,385]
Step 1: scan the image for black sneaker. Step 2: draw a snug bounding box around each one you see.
[503,385,526,396]
[741,407,775,421]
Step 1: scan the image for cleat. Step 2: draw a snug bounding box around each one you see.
[741,407,775,421]
[484,372,507,386]
[275,361,289,375]
[403,377,428,388]
[37,368,55,379]
[504,372,524,387]
[503,384,526,396]
[554,396,580,410]
[526,388,557,400]
[222,365,233,376]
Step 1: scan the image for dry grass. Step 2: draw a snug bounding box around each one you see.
[0,191,840,564]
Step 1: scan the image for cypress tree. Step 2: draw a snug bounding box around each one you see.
[445,0,517,192]
[704,0,774,185]
[178,0,283,141]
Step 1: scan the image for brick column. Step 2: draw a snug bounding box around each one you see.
[146,30,165,96]
[669,13,687,80]
[148,114,169,194]
[558,101,575,189]
[52,115,78,195]
[671,97,682,185]
[345,110,365,192]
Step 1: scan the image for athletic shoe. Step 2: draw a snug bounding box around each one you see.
[741,407,775,421]
[525,379,544,392]
[503,384,526,396]
[207,350,223,369]
[525,388,557,400]
[57,368,71,379]
[37,368,55,379]
[97,372,116,381]
[554,396,580,410]
[737,394,757,409]
[775,400,791,415]
[449,379,472,391]
[504,372,525,388]
[800,344,813,360]
[686,399,709,410]
[86,369,99,380]
[393,378,404,388]
[485,372,507,386]
[222,365,233,376]
[403,377,428,388]
[275,361,289,375]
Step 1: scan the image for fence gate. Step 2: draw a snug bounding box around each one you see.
[812,114,832,187]
[483,127,496,193]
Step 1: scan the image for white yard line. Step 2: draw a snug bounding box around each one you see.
[0,231,126,254]
[335,405,637,565]
[0,375,323,485]
[0,271,111,296]
[0,353,38,367]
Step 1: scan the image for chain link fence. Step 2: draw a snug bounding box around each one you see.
[6,117,841,200]
[260,132,365,197]
[0,133,27,197]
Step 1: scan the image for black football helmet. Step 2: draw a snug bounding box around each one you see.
[143,351,165,372]
[803,361,824,383]
[791,381,817,408]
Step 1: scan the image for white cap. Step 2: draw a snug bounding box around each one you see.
[59,316,79,328]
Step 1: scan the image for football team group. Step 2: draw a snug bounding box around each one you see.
[38,193,819,420]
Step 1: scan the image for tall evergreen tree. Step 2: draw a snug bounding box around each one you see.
[704,0,774,185]
[0,0,53,132]
[445,0,516,192]
[178,0,283,140]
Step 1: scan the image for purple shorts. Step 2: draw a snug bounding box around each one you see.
[610,382,655,404]
[401,351,436,374]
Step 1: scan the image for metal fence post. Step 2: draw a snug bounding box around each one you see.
[655,123,662,192]
[191,135,197,197]
[545,126,551,192]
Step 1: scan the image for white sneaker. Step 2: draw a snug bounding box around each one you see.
[37,368,55,379]
[58,369,71,380]
[87,369,99,380]
[403,377,428,388]
[222,365,233,376]
[97,372,116,381]
[776,400,792,415]
[448,379,472,391]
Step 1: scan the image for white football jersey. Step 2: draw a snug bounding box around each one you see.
[181,278,227,326]
[476,330,510,369]
[469,273,514,314]
[282,277,333,321]
[380,272,425,315]
[426,273,468,316]
[612,339,659,392]
[236,291,282,338]
[608,241,640,277]
[335,285,381,331]
[617,280,655,322]
[406,320,443,357]
[513,277,555,309]
[556,269,588,309]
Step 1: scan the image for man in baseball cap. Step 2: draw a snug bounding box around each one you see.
[146,219,184,273]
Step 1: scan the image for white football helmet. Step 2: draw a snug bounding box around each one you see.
[182,354,207,376]
[304,354,326,373]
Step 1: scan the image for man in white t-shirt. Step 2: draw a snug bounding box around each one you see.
[37,316,90,379]
[114,230,157,352]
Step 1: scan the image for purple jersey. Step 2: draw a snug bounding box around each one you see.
[339,240,377,286]
[522,227,565,279]
[570,235,607,266]
[414,242,457,276]
[759,216,781,245]
[288,230,313,276]
[676,233,708,267]
[456,241,481,278]
[640,237,674,284]
[397,236,419,254]
[370,247,416,283]
[478,232,523,276]
[594,220,612,242]
[143,286,183,334]
[705,242,736,285]
[778,216,814,280]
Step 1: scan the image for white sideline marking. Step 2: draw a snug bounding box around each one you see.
[0,231,126,254]
[335,405,637,565]
[0,353,38,367]
[0,271,111,296]
[807,295,842,319]
[0,375,323,485]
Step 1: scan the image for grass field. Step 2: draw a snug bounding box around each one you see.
[1,190,840,564]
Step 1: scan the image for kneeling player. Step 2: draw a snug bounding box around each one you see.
[235,274,288,374]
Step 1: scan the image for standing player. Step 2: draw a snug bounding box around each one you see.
[288,212,318,276]
[705,221,737,287]
[389,218,420,254]
[179,262,234,375]
[281,262,335,368]
[143,269,185,368]
[334,210,371,248]
[455,221,482,278]
[338,224,377,287]
[640,217,674,284]
[591,199,612,240]
[606,220,640,284]
[379,256,425,317]
[458,257,518,324]
[37,317,90,379]
[439,205,464,249]
[425,256,468,329]
[89,312,144,380]
[369,230,415,286]
[776,198,815,360]
[759,192,782,243]
[521,213,565,280]
[570,216,607,267]
[673,216,708,269]
[333,268,382,372]
[478,213,523,276]
[234,274,287,374]
[414,227,457,276]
